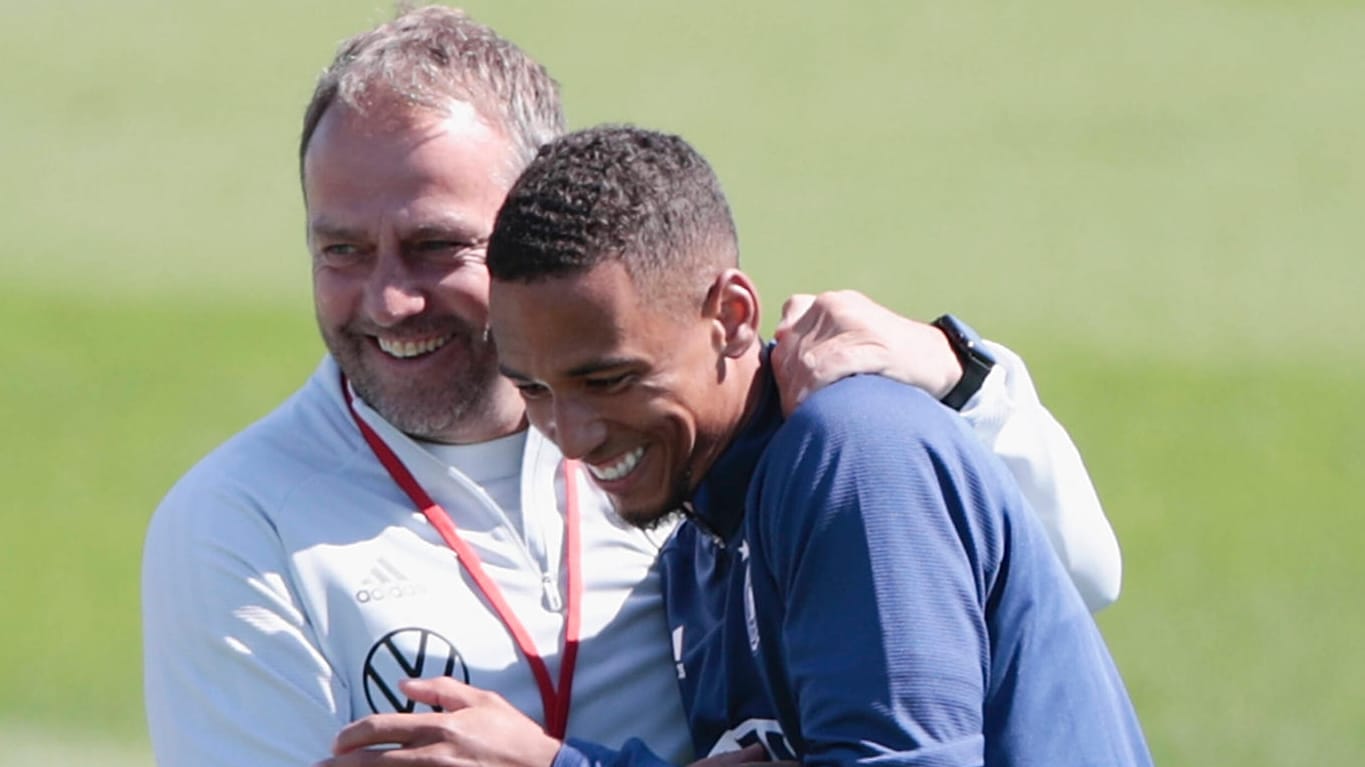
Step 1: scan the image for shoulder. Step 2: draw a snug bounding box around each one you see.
[775,374,971,463]
[148,362,364,553]
[750,376,952,524]
[750,374,1020,551]
[657,512,701,574]
[746,377,1025,611]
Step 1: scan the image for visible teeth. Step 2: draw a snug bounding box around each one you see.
[377,335,450,359]
[588,447,645,481]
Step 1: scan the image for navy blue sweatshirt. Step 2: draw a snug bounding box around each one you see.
[557,371,1152,767]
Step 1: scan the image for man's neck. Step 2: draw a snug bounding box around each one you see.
[726,345,772,450]
[688,345,768,487]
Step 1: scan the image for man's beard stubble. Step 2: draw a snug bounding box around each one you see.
[616,464,694,533]
[324,321,503,442]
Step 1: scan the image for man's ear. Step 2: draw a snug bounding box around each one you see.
[703,269,761,358]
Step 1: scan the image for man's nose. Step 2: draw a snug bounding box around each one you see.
[551,398,607,461]
[364,248,425,326]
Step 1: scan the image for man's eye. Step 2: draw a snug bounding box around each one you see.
[516,382,550,400]
[413,240,458,253]
[316,244,364,266]
[586,374,634,394]
[414,240,487,263]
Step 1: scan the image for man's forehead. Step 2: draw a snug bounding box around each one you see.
[303,98,514,177]
[303,98,518,237]
[496,263,645,315]
[492,270,649,365]
[312,86,497,136]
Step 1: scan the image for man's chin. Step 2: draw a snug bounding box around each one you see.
[616,505,682,532]
[346,369,485,438]
[605,489,686,531]
[364,393,460,438]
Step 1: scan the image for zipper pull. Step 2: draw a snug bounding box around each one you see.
[542,573,564,612]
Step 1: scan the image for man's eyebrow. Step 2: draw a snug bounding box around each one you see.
[498,356,642,382]
[407,224,488,245]
[308,217,362,239]
[407,209,484,236]
[307,216,484,241]
[566,356,641,378]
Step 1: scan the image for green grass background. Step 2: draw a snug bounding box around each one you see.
[3,1,1362,764]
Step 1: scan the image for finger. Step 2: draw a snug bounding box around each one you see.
[774,293,817,336]
[314,753,385,767]
[333,712,440,755]
[777,373,813,418]
[688,743,768,767]
[399,676,484,711]
[320,745,435,766]
[777,384,809,418]
[806,343,875,386]
[786,346,835,414]
[769,344,812,418]
[781,341,883,416]
[767,331,794,380]
[734,743,769,763]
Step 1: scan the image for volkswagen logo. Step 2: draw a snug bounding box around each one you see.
[362,627,469,713]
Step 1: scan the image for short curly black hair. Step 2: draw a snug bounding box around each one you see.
[487,125,739,311]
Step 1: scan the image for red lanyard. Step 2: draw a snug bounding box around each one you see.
[342,376,582,739]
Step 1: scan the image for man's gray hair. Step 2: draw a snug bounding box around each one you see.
[299,5,564,174]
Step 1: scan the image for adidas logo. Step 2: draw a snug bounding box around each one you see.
[354,557,429,604]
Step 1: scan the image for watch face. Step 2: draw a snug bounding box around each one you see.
[936,315,993,360]
[936,314,978,347]
[933,314,995,410]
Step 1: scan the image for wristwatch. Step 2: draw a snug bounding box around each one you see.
[931,314,996,411]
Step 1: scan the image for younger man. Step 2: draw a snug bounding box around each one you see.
[474,126,1153,766]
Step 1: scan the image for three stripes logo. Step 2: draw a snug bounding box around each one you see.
[354,557,428,603]
[362,627,470,713]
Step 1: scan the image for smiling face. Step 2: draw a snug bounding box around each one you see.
[491,261,759,527]
[303,101,525,443]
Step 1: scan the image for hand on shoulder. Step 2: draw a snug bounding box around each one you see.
[770,290,962,416]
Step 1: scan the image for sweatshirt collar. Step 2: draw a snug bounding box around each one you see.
[687,359,784,541]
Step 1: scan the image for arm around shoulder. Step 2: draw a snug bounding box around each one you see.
[767,293,1120,609]
[556,738,679,767]
[958,340,1122,610]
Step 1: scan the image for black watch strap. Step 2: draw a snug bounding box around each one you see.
[931,314,997,411]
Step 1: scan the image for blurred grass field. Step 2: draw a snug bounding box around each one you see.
[2,1,1362,764]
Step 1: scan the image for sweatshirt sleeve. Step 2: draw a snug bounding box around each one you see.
[956,339,1122,610]
[747,379,1000,767]
[555,737,677,767]
[142,474,348,767]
